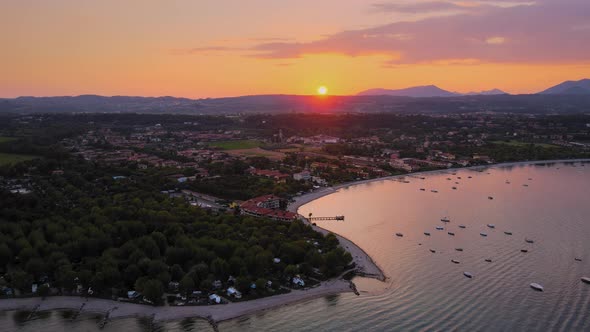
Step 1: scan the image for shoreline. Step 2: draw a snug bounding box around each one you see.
[0,158,588,326]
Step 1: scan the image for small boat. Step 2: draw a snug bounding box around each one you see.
[504,231,513,235]
[488,196,494,200]
[455,182,460,184]
[457,177,462,179]
[431,190,439,193]
[451,259,460,264]
[452,187,457,190]
[441,217,450,222]
[523,184,529,187]
[436,226,444,230]
[480,232,488,237]
[420,188,426,191]
[582,277,590,284]
[487,224,495,228]
[528,178,533,180]
[521,249,528,253]
[505,181,511,184]
[395,233,403,237]
[448,232,455,236]
[455,248,463,252]
[485,259,492,262]
[420,177,425,180]
[530,283,544,291]
[468,176,472,179]
[525,238,534,243]
[447,178,452,180]
[424,232,431,236]
[463,272,473,278]
[429,249,436,253]
[575,258,582,262]
[459,225,466,229]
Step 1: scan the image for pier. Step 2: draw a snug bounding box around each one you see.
[308,215,345,221]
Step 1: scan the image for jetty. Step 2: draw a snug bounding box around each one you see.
[308,215,345,221]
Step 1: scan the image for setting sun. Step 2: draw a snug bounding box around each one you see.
[317,86,328,95]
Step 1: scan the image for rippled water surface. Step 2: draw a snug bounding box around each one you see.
[2,162,590,331]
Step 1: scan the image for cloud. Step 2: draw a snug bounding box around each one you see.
[250,0,590,64]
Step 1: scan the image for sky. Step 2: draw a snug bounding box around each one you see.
[1,0,590,98]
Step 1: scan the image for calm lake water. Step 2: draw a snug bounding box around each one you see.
[2,161,590,331]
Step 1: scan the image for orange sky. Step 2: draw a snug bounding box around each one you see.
[2,0,590,98]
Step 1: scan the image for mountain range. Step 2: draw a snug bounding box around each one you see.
[357,79,590,97]
[357,85,506,97]
[1,79,589,114]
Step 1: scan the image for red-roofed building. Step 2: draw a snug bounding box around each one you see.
[240,195,297,222]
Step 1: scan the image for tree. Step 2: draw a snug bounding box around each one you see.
[179,275,194,296]
[142,279,164,304]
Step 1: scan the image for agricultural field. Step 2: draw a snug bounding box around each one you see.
[491,140,557,148]
[226,147,286,161]
[0,153,39,166]
[209,140,262,150]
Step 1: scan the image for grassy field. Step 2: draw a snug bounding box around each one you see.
[0,153,39,166]
[0,137,18,144]
[209,140,262,150]
[492,140,557,148]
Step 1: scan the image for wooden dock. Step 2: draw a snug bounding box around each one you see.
[308,216,345,221]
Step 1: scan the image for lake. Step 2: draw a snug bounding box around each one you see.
[2,161,590,331]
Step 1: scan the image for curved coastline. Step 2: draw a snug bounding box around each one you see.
[0,158,588,327]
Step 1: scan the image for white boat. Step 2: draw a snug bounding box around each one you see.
[530,283,544,291]
[480,232,488,237]
[436,226,444,230]
[441,217,450,222]
[582,277,590,284]
[487,224,495,228]
[463,272,473,278]
[451,259,460,264]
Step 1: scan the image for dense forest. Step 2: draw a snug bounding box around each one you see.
[0,157,352,304]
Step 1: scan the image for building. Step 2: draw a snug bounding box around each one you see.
[293,170,311,181]
[240,195,298,222]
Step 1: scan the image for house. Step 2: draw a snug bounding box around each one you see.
[293,170,311,181]
[209,294,222,304]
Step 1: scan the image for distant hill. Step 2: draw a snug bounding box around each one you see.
[463,89,507,96]
[539,79,590,95]
[357,85,457,98]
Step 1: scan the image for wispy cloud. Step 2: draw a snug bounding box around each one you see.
[249,0,590,64]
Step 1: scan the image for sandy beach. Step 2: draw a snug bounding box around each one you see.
[0,158,588,327]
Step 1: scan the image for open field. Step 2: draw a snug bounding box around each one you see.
[226,147,286,161]
[209,140,262,150]
[491,140,557,148]
[0,137,18,144]
[0,153,39,166]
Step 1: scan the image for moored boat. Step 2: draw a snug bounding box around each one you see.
[436,226,444,230]
[451,259,460,264]
[485,259,492,262]
[430,249,436,253]
[521,249,528,253]
[424,232,431,236]
[480,232,488,237]
[575,258,582,262]
[459,225,466,229]
[395,233,403,237]
[420,188,426,191]
[455,248,463,251]
[448,231,455,236]
[504,231,512,235]
[530,283,544,291]
[582,277,590,284]
[487,224,495,228]
[441,217,450,222]
[463,272,473,278]
[488,196,494,200]
[525,238,534,243]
